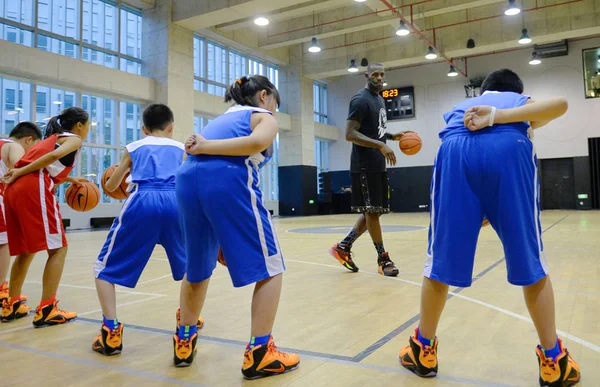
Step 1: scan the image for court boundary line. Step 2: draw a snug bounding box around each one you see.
[73,317,518,387]
[348,214,582,361]
[0,340,209,387]
[24,281,166,297]
[287,215,600,361]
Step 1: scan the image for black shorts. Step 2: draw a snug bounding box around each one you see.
[350,171,390,214]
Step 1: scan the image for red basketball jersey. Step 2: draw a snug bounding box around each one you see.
[15,133,80,185]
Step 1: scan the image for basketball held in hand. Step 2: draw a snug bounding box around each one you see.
[399,132,422,155]
[65,180,100,212]
[101,165,130,200]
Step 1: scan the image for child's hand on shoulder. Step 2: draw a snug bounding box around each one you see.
[185,134,208,155]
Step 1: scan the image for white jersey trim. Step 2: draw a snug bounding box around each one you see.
[126,136,185,153]
[225,105,272,115]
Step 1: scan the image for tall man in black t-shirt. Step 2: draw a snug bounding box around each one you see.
[329,63,411,276]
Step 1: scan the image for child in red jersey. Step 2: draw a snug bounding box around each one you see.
[1,107,90,327]
[0,122,43,305]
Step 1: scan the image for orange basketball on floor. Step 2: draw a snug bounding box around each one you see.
[65,180,100,212]
[482,218,490,227]
[101,164,130,200]
[399,132,422,155]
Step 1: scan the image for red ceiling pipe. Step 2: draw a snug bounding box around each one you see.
[322,0,582,52]
[267,0,433,38]
[419,0,584,33]
[379,0,467,77]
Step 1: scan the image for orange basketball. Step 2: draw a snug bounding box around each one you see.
[65,180,100,212]
[101,165,130,200]
[399,132,422,155]
[482,218,490,227]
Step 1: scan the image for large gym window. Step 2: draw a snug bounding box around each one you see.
[0,74,143,204]
[193,35,280,97]
[0,1,142,75]
[583,47,600,99]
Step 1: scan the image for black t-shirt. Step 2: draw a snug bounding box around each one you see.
[347,88,388,172]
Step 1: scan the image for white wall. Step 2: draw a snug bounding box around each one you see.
[328,37,600,171]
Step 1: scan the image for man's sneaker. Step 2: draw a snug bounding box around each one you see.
[329,243,359,272]
[173,332,198,367]
[92,323,124,356]
[32,300,77,327]
[400,329,438,378]
[241,336,300,380]
[175,308,204,331]
[378,252,399,277]
[536,339,580,386]
[0,284,27,305]
[1,299,31,322]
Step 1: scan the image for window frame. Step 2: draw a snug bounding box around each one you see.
[0,0,142,74]
[193,35,279,97]
[313,81,328,124]
[0,72,144,204]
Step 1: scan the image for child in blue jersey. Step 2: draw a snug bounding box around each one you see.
[173,75,300,379]
[399,69,581,387]
[91,104,203,356]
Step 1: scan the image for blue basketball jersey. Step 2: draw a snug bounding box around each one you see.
[199,105,273,169]
[125,136,185,186]
[440,91,530,139]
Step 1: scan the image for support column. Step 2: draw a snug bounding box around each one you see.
[278,45,317,216]
[142,0,194,143]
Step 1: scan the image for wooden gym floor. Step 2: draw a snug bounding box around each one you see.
[0,211,598,386]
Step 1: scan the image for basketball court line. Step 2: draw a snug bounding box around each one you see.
[0,340,209,387]
[77,295,165,317]
[24,280,166,297]
[289,215,600,359]
[74,317,517,387]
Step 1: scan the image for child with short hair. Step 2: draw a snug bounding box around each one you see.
[92,103,203,356]
[0,122,43,305]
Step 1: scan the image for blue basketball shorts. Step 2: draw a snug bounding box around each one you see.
[425,129,548,287]
[176,156,284,288]
[94,184,186,288]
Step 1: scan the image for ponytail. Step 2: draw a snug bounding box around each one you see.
[44,107,89,139]
[224,75,280,108]
[44,115,64,138]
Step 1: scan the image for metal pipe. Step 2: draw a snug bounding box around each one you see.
[267,0,433,38]
[323,0,582,51]
[379,0,467,76]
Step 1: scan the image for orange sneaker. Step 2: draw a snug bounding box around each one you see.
[175,308,204,331]
[32,300,77,328]
[173,332,198,367]
[536,339,580,386]
[0,283,27,304]
[1,299,32,322]
[399,329,438,378]
[329,243,359,272]
[241,336,300,380]
[92,323,124,356]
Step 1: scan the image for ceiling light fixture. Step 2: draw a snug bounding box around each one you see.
[529,52,541,65]
[396,21,410,36]
[254,17,269,26]
[518,28,531,44]
[425,46,438,60]
[505,0,521,16]
[308,37,321,53]
[348,59,359,73]
[447,66,459,77]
